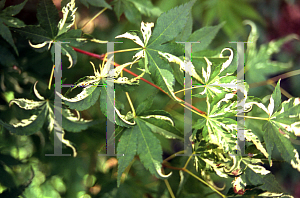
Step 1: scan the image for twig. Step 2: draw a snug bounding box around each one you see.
[72,47,207,116]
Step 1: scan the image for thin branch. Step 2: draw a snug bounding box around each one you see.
[183,169,226,198]
[249,69,300,88]
[48,65,55,90]
[269,81,293,99]
[183,152,194,169]
[72,47,207,116]
[107,48,142,55]
[163,150,185,163]
[81,7,108,30]
[236,115,269,121]
[174,85,205,94]
[164,178,175,198]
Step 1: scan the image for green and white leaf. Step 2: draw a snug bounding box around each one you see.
[57,0,77,36]
[247,81,300,171]
[137,116,183,140]
[0,105,48,135]
[61,108,97,132]
[9,98,45,110]
[100,85,134,127]
[116,1,195,100]
[242,158,283,193]
[11,0,85,68]
[58,84,101,111]
[195,94,238,153]
[244,130,269,159]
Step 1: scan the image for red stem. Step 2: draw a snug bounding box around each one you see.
[72,47,206,116]
[162,163,183,171]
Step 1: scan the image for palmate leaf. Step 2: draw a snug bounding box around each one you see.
[117,1,226,103]
[247,80,300,171]
[116,1,195,102]
[240,158,283,194]
[191,48,241,99]
[2,99,96,136]
[117,118,171,186]
[194,93,238,153]
[144,0,195,78]
[59,59,144,127]
[0,86,96,156]
[0,0,28,55]
[245,21,298,85]
[160,48,238,99]
[11,0,84,68]
[155,24,231,100]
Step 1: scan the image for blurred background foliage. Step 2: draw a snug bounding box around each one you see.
[0,0,300,197]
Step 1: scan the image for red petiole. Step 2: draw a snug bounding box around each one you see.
[72,47,206,116]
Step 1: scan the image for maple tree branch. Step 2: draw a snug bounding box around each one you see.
[162,162,226,198]
[72,47,207,116]
[183,151,195,169]
[163,150,185,163]
[162,163,183,171]
[183,168,226,198]
[48,65,55,89]
[162,168,175,198]
[81,7,108,30]
[249,69,300,88]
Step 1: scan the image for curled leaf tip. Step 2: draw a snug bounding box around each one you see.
[28,40,47,49]
[34,81,45,100]
[157,169,172,179]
